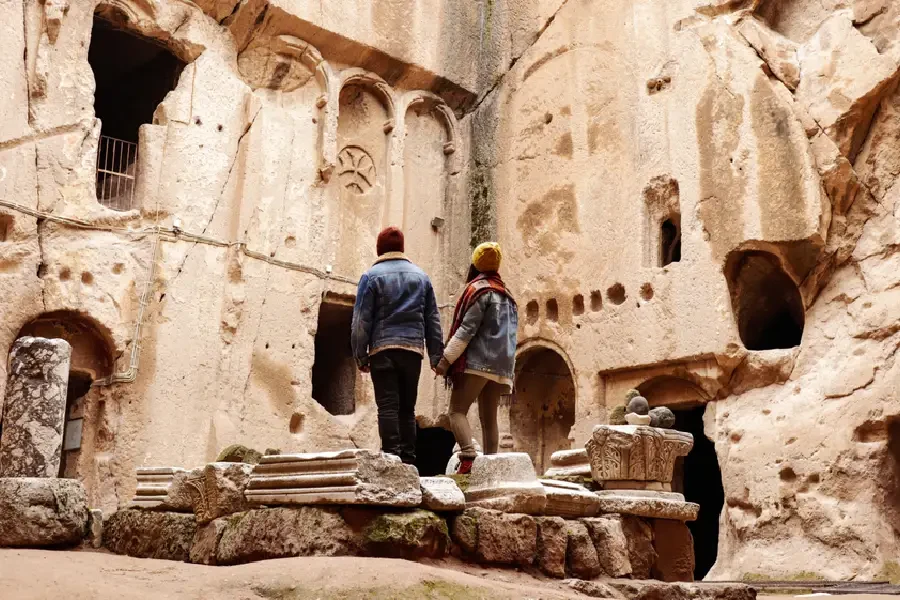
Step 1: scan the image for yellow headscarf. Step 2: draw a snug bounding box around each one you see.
[472,242,502,272]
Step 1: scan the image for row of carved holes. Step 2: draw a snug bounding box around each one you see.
[525,283,656,324]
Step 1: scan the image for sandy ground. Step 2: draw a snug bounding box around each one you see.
[0,548,587,600]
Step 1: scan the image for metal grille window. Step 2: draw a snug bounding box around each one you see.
[96,135,138,212]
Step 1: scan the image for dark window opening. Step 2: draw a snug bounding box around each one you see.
[546,298,559,322]
[60,371,93,478]
[88,16,184,210]
[660,216,681,266]
[726,250,804,351]
[526,300,539,324]
[415,425,456,476]
[312,302,357,415]
[672,406,724,581]
[572,294,585,316]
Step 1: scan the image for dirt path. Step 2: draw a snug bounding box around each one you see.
[0,549,585,600]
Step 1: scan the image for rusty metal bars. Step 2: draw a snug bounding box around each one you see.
[95,135,138,211]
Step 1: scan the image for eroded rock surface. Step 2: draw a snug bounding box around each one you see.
[0,477,88,547]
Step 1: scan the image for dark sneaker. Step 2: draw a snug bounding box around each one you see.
[457,458,474,475]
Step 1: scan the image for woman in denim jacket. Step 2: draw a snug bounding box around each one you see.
[436,242,518,474]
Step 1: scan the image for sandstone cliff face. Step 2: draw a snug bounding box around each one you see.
[471,0,900,581]
[2,0,900,582]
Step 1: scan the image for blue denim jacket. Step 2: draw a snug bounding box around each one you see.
[351,255,444,368]
[453,284,518,381]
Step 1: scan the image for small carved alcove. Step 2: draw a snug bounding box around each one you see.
[642,175,682,267]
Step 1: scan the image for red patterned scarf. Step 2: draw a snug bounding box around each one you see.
[445,273,516,384]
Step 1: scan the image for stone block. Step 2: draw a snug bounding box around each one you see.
[215,507,361,565]
[0,477,88,547]
[163,468,202,512]
[362,509,450,559]
[192,462,253,523]
[474,508,537,566]
[535,516,567,578]
[621,515,656,580]
[545,448,591,478]
[87,508,103,549]
[464,452,547,515]
[652,519,695,582]
[567,520,602,579]
[450,509,478,555]
[190,518,228,565]
[103,508,196,561]
[583,516,632,578]
[245,449,421,507]
[0,337,71,477]
[420,476,465,511]
[130,467,187,509]
[541,478,601,518]
[605,581,754,600]
[595,490,699,521]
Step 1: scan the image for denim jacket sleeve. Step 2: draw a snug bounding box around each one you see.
[350,273,374,367]
[451,292,488,346]
[423,277,444,367]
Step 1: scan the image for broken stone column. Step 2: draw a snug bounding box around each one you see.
[0,337,71,477]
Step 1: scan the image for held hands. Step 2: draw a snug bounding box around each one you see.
[359,364,370,374]
[433,357,451,377]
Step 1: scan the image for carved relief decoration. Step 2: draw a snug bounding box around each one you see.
[338,145,376,193]
[586,425,693,483]
[238,34,324,92]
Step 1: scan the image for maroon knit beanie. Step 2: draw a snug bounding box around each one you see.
[376,227,404,256]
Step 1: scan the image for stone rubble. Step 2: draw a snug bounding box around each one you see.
[419,476,466,511]
[0,477,89,547]
[541,478,602,518]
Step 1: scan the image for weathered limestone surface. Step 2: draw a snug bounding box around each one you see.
[535,516,568,578]
[103,508,196,561]
[583,517,632,578]
[566,520,603,580]
[420,476,466,511]
[215,507,361,565]
[595,491,700,522]
[361,509,450,559]
[464,453,547,514]
[245,450,421,507]
[545,449,591,478]
[192,462,253,523]
[652,520,695,583]
[0,477,88,547]
[568,580,755,600]
[586,426,693,485]
[0,338,71,477]
[541,478,601,517]
[472,509,538,567]
[130,467,188,509]
[621,516,657,580]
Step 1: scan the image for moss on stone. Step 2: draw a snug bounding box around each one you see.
[447,474,470,492]
[254,579,503,600]
[879,560,900,584]
[216,444,263,464]
[608,405,627,425]
[364,510,447,545]
[741,572,825,582]
[624,389,641,402]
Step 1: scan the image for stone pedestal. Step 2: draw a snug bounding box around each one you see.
[464,452,547,514]
[586,425,697,521]
[0,337,71,477]
[245,449,421,507]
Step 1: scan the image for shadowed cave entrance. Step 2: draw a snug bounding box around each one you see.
[511,347,576,474]
[415,425,456,476]
[726,250,804,351]
[671,405,725,580]
[312,301,357,416]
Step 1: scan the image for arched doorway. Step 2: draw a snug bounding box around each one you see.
[510,346,576,474]
[16,311,115,477]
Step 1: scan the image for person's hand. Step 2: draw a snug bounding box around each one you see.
[434,357,451,377]
[359,364,370,374]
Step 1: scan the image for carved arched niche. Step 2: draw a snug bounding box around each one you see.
[399,92,458,300]
[332,70,396,276]
[509,345,576,474]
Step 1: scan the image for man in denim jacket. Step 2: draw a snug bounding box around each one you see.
[351,227,443,464]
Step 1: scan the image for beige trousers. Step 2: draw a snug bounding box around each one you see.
[448,372,507,459]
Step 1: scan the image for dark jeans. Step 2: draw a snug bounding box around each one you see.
[369,349,422,464]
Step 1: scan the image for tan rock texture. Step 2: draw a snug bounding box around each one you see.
[103,508,196,561]
[0,477,88,547]
[3,0,900,581]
